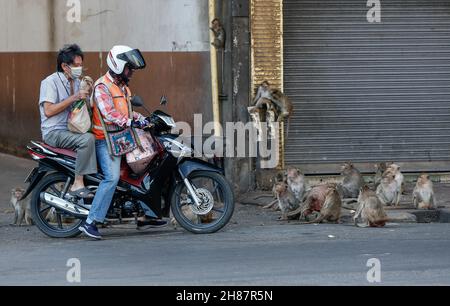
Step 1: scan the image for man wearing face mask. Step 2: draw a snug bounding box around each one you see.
[39,44,97,198]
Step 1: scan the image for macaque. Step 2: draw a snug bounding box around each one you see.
[413,174,435,210]
[270,88,293,123]
[375,170,399,206]
[10,188,33,226]
[286,167,307,202]
[249,81,294,139]
[251,81,276,112]
[210,18,226,49]
[337,162,365,199]
[354,186,388,227]
[386,163,404,205]
[262,172,286,210]
[374,162,392,189]
[274,182,299,220]
[287,184,330,220]
[303,186,341,224]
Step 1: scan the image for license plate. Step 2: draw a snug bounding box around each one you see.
[24,168,38,183]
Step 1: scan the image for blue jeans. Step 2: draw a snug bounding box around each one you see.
[86,140,121,224]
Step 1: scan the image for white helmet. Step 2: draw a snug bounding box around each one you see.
[107,45,146,74]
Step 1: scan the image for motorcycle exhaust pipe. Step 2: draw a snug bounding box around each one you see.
[40,192,90,217]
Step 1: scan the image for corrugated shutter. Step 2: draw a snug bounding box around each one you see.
[283,0,450,173]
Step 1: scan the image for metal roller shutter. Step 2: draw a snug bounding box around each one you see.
[283,0,450,173]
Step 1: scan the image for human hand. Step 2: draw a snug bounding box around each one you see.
[73,90,88,102]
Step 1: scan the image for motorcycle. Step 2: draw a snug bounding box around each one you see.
[22,96,235,238]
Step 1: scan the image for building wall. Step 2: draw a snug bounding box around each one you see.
[250,0,283,93]
[0,0,213,156]
[250,0,284,169]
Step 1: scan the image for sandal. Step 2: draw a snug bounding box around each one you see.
[69,187,95,199]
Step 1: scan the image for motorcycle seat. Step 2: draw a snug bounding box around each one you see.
[41,142,77,159]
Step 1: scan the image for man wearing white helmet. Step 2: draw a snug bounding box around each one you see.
[79,45,166,239]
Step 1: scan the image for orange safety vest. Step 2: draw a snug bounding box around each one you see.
[92,74,132,140]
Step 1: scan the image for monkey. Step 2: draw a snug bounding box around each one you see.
[274,182,300,220]
[302,186,341,224]
[354,185,388,227]
[337,162,365,199]
[270,89,294,123]
[375,170,399,206]
[270,88,294,139]
[10,188,33,226]
[286,166,307,202]
[249,81,294,139]
[386,163,404,205]
[248,81,274,141]
[374,162,392,189]
[262,172,286,210]
[210,18,226,49]
[413,173,435,210]
[251,81,276,113]
[287,183,330,220]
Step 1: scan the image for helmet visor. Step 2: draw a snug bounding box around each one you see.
[117,49,146,70]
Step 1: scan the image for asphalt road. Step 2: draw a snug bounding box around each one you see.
[1,153,450,286]
[1,221,450,285]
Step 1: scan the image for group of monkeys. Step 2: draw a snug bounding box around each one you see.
[248,81,294,139]
[265,162,436,227]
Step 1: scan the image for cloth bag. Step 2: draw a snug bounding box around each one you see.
[107,127,138,156]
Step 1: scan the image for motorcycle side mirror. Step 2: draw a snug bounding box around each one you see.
[160,95,168,106]
[131,95,144,107]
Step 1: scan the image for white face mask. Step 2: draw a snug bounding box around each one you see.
[70,66,83,79]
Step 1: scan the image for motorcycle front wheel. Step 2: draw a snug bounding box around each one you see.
[170,171,234,234]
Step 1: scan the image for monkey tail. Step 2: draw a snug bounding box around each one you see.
[286,205,303,217]
[302,215,325,224]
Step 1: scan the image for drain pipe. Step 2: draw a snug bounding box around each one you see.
[209,0,221,137]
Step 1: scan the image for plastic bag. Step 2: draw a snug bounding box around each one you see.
[68,100,92,133]
[126,129,159,174]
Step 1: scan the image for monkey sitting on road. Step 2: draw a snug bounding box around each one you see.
[374,162,392,189]
[386,163,404,203]
[413,174,435,210]
[354,186,388,227]
[301,185,342,224]
[337,162,365,199]
[287,183,330,220]
[286,167,308,202]
[10,188,33,226]
[261,172,286,211]
[274,182,300,220]
[375,170,399,206]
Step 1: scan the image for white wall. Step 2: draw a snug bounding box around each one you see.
[0,0,210,52]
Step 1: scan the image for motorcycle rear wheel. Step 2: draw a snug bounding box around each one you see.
[171,171,234,234]
[31,173,84,238]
